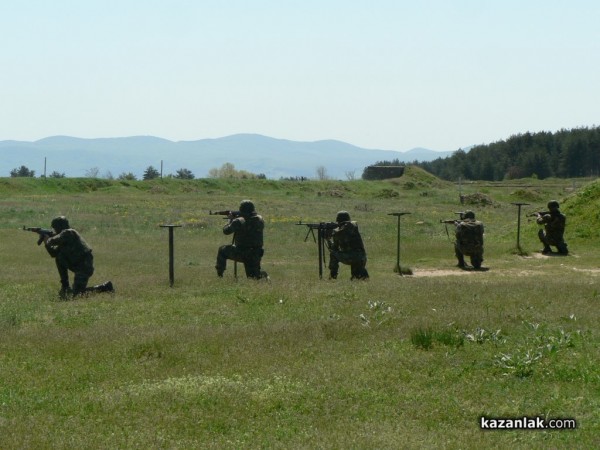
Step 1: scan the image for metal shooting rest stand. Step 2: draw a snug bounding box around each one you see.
[511,203,530,255]
[159,224,182,287]
[297,222,337,279]
[388,212,411,275]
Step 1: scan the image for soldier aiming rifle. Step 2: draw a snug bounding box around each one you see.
[531,200,568,255]
[214,200,269,280]
[328,211,369,280]
[440,210,485,270]
[25,216,114,298]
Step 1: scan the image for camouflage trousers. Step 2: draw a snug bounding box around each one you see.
[328,250,369,280]
[538,229,568,254]
[454,243,483,269]
[55,252,94,295]
[216,245,266,279]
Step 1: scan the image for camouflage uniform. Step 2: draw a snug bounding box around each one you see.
[328,211,369,280]
[44,216,113,297]
[537,201,568,255]
[454,211,484,269]
[216,200,268,279]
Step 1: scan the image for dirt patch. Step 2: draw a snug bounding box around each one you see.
[527,253,550,260]
[411,269,480,277]
[523,252,576,260]
[572,267,600,274]
[409,260,595,278]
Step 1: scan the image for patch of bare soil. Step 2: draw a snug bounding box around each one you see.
[409,257,596,278]
[522,252,579,260]
[411,268,485,277]
[571,267,600,274]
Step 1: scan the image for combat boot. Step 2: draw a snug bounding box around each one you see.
[95,281,114,293]
[59,281,72,299]
[259,270,270,281]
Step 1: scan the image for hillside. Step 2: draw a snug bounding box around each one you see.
[0,134,454,180]
[0,164,452,198]
[415,126,600,181]
[563,178,600,239]
[4,171,595,243]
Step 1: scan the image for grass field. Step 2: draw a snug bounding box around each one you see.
[1,170,598,448]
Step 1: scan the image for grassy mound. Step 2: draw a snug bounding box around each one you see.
[563,178,600,238]
[388,164,452,190]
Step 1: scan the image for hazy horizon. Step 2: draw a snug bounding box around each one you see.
[2,1,599,151]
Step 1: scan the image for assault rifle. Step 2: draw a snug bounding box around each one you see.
[440,212,466,224]
[209,210,241,219]
[439,212,465,241]
[296,221,339,279]
[528,210,550,217]
[210,209,247,277]
[23,226,55,245]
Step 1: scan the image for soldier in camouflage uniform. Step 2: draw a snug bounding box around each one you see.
[327,211,369,280]
[216,200,268,279]
[43,216,114,297]
[454,210,485,270]
[537,200,568,255]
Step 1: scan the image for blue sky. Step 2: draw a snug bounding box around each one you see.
[1,0,599,151]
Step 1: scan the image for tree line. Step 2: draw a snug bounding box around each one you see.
[8,165,197,180]
[12,126,598,182]
[7,163,267,181]
[413,126,600,181]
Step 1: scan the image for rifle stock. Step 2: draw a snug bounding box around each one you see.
[440,210,467,224]
[296,221,338,229]
[528,211,550,217]
[209,210,241,219]
[23,226,55,245]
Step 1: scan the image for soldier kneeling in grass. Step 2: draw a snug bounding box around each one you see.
[215,200,269,280]
[327,211,369,280]
[43,216,114,298]
[536,200,568,255]
[454,210,485,270]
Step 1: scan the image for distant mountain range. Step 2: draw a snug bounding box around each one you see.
[0,134,456,179]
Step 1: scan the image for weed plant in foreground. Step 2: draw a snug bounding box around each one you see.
[0,176,598,448]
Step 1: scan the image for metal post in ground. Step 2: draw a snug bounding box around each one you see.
[511,203,529,254]
[159,224,182,287]
[388,212,411,275]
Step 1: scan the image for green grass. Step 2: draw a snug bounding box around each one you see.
[0,172,598,448]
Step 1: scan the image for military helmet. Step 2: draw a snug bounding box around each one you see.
[547,200,560,210]
[51,216,70,232]
[462,210,475,220]
[336,211,351,222]
[239,200,256,216]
